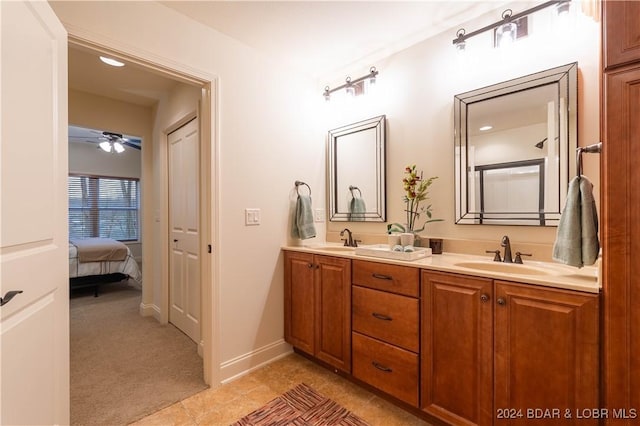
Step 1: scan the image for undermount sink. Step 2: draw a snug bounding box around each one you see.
[453,261,551,276]
[313,245,356,252]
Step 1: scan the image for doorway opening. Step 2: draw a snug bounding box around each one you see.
[66,36,218,423]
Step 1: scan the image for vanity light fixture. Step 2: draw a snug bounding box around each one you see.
[99,56,125,67]
[323,66,378,101]
[452,0,570,50]
[495,10,518,47]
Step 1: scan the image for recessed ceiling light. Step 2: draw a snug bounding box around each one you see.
[99,56,125,67]
[479,125,493,131]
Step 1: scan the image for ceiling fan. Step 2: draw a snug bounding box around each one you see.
[98,131,127,153]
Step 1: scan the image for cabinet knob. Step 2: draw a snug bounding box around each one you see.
[497,298,506,306]
[480,294,490,302]
[307,263,314,268]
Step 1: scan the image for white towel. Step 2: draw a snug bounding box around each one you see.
[552,176,599,267]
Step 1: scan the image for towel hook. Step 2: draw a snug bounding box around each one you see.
[576,142,602,178]
[349,185,362,198]
[295,180,311,196]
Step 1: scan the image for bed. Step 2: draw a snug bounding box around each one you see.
[69,238,142,296]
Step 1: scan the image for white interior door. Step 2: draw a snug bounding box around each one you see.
[169,118,201,343]
[0,1,69,424]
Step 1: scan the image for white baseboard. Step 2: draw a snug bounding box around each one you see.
[220,339,292,384]
[139,302,161,321]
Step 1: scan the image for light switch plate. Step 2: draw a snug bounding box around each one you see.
[314,208,325,222]
[245,208,261,226]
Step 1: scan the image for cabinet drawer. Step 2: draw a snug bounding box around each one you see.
[352,260,419,297]
[352,285,419,352]
[352,332,419,407]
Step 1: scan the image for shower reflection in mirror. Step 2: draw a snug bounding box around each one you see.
[455,62,577,226]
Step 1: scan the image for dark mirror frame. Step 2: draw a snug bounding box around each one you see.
[454,62,578,226]
[328,115,386,222]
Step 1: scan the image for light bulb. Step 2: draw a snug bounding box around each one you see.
[496,22,517,47]
[113,142,125,153]
[345,85,355,97]
[555,1,570,16]
[99,141,112,152]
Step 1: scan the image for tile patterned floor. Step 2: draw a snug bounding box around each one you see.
[131,353,431,425]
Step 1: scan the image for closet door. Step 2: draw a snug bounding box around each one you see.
[169,118,201,344]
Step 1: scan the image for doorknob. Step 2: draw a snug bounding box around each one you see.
[1,290,23,307]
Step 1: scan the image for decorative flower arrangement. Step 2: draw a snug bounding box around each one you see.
[387,164,442,235]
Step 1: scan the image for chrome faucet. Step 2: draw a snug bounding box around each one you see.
[501,235,513,263]
[340,228,358,247]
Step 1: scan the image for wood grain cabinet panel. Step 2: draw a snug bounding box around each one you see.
[314,255,352,372]
[352,285,419,352]
[602,3,640,417]
[352,332,419,407]
[284,251,351,373]
[494,281,599,425]
[421,271,494,426]
[284,251,315,355]
[603,1,640,69]
[352,259,419,297]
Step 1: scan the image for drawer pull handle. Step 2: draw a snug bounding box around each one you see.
[372,312,392,321]
[372,361,392,373]
[372,273,392,280]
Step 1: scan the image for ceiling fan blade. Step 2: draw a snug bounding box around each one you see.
[123,141,141,150]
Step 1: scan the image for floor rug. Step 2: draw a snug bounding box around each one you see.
[231,383,370,425]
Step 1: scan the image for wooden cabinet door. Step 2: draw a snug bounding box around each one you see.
[315,255,351,373]
[494,282,599,425]
[603,1,640,69]
[284,251,315,355]
[421,271,493,426]
[602,53,640,422]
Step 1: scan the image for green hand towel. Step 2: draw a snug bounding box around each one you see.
[348,197,366,221]
[552,176,599,267]
[292,195,316,240]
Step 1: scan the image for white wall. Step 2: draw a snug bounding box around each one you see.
[69,140,141,179]
[321,2,600,260]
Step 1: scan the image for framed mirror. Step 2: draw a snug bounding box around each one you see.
[454,62,577,226]
[328,115,386,222]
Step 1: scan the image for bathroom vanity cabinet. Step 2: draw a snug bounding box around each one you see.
[351,260,420,406]
[421,271,600,426]
[283,251,351,373]
[283,250,600,425]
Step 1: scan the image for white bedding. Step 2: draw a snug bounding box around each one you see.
[69,241,142,283]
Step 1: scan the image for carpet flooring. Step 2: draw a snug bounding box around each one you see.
[231,383,370,426]
[70,281,208,425]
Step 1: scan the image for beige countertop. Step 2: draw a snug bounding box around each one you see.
[283,243,600,294]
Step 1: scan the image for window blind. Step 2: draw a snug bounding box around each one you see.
[68,175,140,241]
